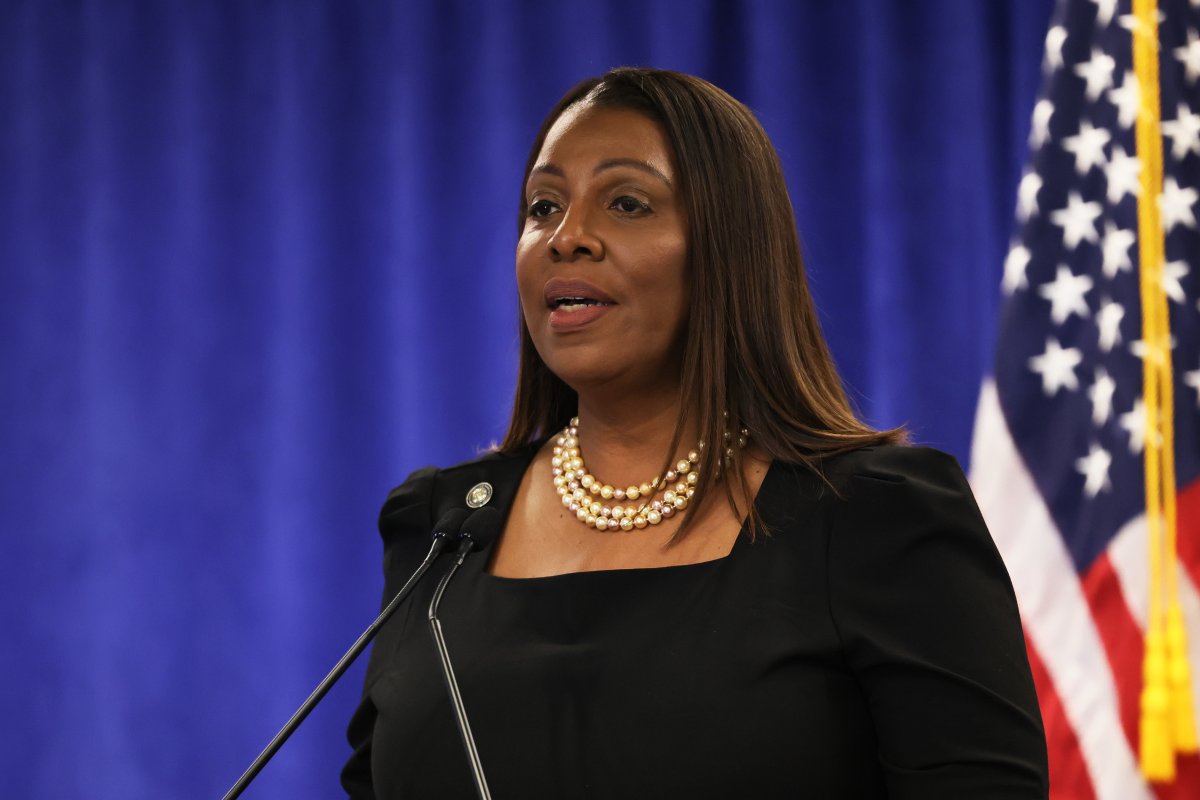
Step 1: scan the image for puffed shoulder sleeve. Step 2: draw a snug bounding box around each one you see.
[374,467,440,613]
[341,466,438,799]
[826,446,1048,798]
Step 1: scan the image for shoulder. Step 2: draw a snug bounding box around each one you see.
[812,445,1009,612]
[811,447,1047,791]
[378,445,539,540]
[750,446,980,562]
[816,447,1024,670]
[820,444,966,494]
[764,445,971,514]
[817,444,986,540]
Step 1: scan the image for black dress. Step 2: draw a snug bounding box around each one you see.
[341,445,1048,798]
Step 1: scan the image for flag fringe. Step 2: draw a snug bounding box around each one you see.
[1132,0,1197,779]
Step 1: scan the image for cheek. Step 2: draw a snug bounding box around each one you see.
[515,236,542,309]
[660,241,691,336]
[639,238,689,305]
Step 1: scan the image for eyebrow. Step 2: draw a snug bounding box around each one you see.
[529,158,673,188]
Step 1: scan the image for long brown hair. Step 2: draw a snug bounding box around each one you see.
[500,67,905,539]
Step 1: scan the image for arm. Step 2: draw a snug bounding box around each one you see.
[827,447,1048,798]
[341,695,380,799]
[340,466,439,799]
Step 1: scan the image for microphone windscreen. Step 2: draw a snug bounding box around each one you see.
[432,508,472,540]
[459,506,503,550]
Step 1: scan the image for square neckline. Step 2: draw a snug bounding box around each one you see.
[478,449,777,583]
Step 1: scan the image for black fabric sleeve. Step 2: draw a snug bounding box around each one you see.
[340,466,439,799]
[826,447,1049,799]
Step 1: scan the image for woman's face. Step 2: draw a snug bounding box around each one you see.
[516,103,689,396]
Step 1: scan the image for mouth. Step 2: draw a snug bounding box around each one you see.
[543,279,617,331]
[543,278,617,311]
[550,297,614,311]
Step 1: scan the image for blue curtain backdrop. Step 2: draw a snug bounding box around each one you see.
[1,1,1054,797]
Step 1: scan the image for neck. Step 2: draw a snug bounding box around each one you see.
[570,386,699,489]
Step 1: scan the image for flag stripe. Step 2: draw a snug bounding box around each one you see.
[971,381,1152,799]
[1109,514,1153,627]
[1082,552,1146,754]
[1104,491,1200,735]
[1177,479,1200,593]
[1026,632,1099,799]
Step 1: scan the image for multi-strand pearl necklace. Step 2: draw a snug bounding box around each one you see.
[550,416,747,531]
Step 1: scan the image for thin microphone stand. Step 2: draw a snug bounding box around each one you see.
[428,534,493,800]
[221,530,456,800]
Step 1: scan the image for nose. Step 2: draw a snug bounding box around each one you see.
[548,206,604,262]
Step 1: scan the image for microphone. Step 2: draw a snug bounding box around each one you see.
[428,506,503,800]
[221,508,472,800]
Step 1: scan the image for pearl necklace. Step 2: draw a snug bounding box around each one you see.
[550,417,748,532]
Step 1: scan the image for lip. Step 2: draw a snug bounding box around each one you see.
[542,278,617,308]
[543,278,617,332]
[548,303,614,330]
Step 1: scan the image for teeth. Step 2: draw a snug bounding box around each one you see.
[554,297,607,310]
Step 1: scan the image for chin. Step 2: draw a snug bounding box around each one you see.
[542,358,622,393]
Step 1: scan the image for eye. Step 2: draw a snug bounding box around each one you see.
[527,199,559,218]
[611,195,650,214]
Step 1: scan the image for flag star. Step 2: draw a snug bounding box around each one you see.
[1159,176,1198,232]
[1039,265,1094,323]
[1029,337,1083,395]
[1050,191,1103,249]
[1129,335,1176,365]
[1120,398,1146,454]
[1045,26,1068,71]
[1018,171,1043,221]
[1100,222,1135,278]
[1074,48,1116,102]
[1119,11,1166,37]
[1104,144,1141,204]
[1062,121,1111,175]
[1031,100,1055,149]
[1089,0,1118,26]
[1108,72,1141,129]
[1161,103,1200,160]
[1096,299,1125,352]
[1075,443,1112,498]
[1175,29,1200,83]
[1163,260,1189,304]
[1087,367,1117,425]
[1184,363,1200,408]
[1003,244,1032,294]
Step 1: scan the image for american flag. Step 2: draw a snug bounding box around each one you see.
[969,0,1200,797]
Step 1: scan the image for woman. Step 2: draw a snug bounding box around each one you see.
[343,68,1048,798]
